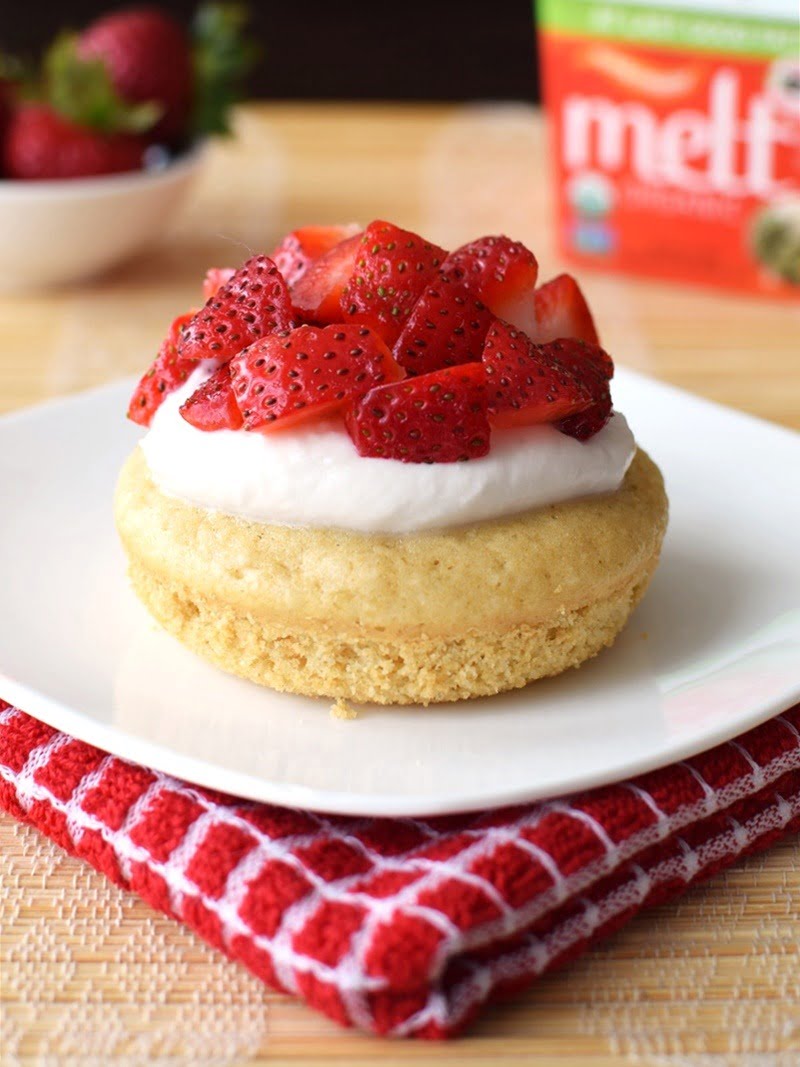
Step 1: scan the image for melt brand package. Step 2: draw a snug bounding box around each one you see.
[537,0,800,297]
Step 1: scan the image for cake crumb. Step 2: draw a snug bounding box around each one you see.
[641,631,649,641]
[330,697,358,721]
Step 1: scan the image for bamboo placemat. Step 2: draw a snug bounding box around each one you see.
[3,817,798,1063]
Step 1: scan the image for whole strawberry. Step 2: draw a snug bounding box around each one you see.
[77,7,193,142]
[3,103,147,180]
[4,31,161,181]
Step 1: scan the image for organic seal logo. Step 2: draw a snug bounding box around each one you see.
[765,57,800,122]
[751,198,800,285]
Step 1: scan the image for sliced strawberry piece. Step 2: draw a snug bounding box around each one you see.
[291,234,361,324]
[339,220,447,345]
[178,255,298,363]
[345,363,490,464]
[127,311,196,427]
[230,324,402,433]
[544,337,614,384]
[556,395,613,441]
[507,273,600,349]
[482,320,600,429]
[269,224,360,288]
[179,364,243,431]
[546,337,614,437]
[393,278,494,377]
[202,267,235,301]
[538,337,614,441]
[442,235,539,326]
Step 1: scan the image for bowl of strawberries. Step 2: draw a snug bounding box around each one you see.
[0,4,254,291]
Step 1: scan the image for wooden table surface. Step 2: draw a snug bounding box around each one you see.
[1,103,799,1065]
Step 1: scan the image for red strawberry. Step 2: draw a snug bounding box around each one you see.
[510,274,600,348]
[393,278,494,376]
[127,311,195,426]
[556,395,613,441]
[339,220,447,345]
[482,320,600,429]
[230,324,402,433]
[269,224,360,288]
[442,235,539,325]
[77,8,193,141]
[536,336,614,441]
[291,234,361,324]
[3,103,146,180]
[179,364,242,431]
[544,336,614,383]
[202,267,236,301]
[178,255,298,363]
[345,363,490,463]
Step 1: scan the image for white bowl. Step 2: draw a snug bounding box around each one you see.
[0,147,204,291]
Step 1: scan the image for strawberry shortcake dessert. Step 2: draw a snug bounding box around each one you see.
[115,221,667,704]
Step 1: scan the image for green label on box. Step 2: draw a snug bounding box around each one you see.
[536,0,799,57]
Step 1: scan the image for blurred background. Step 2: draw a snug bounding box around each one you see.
[1,1,797,310]
[0,2,797,450]
[5,0,541,101]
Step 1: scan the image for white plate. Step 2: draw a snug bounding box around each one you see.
[1,370,799,816]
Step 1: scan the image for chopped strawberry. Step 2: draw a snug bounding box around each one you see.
[291,234,361,324]
[178,255,298,363]
[393,278,494,377]
[556,395,613,441]
[510,273,600,348]
[544,336,614,383]
[345,364,490,463]
[127,312,196,427]
[442,235,539,326]
[482,320,601,429]
[339,221,447,345]
[202,267,236,301]
[230,324,402,433]
[536,336,614,441]
[270,224,360,288]
[179,364,243,431]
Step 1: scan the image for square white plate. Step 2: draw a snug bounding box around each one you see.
[1,369,798,816]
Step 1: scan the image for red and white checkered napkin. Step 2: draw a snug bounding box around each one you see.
[1,700,799,1039]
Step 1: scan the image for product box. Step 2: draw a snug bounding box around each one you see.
[537,0,800,297]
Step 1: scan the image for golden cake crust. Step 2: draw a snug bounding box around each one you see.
[115,446,668,704]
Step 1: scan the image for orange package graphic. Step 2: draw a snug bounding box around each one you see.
[537,0,800,298]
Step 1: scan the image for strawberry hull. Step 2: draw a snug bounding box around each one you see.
[538,0,800,299]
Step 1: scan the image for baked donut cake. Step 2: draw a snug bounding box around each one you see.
[116,222,667,704]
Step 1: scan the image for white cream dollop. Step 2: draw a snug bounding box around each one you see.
[139,367,636,534]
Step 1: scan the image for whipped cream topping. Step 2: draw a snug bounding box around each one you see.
[139,366,636,534]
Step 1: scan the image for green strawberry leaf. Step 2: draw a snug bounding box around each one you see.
[191,3,259,137]
[44,33,161,134]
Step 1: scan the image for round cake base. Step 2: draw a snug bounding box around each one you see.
[115,447,668,705]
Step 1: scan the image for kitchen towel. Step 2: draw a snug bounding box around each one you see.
[1,700,798,1038]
